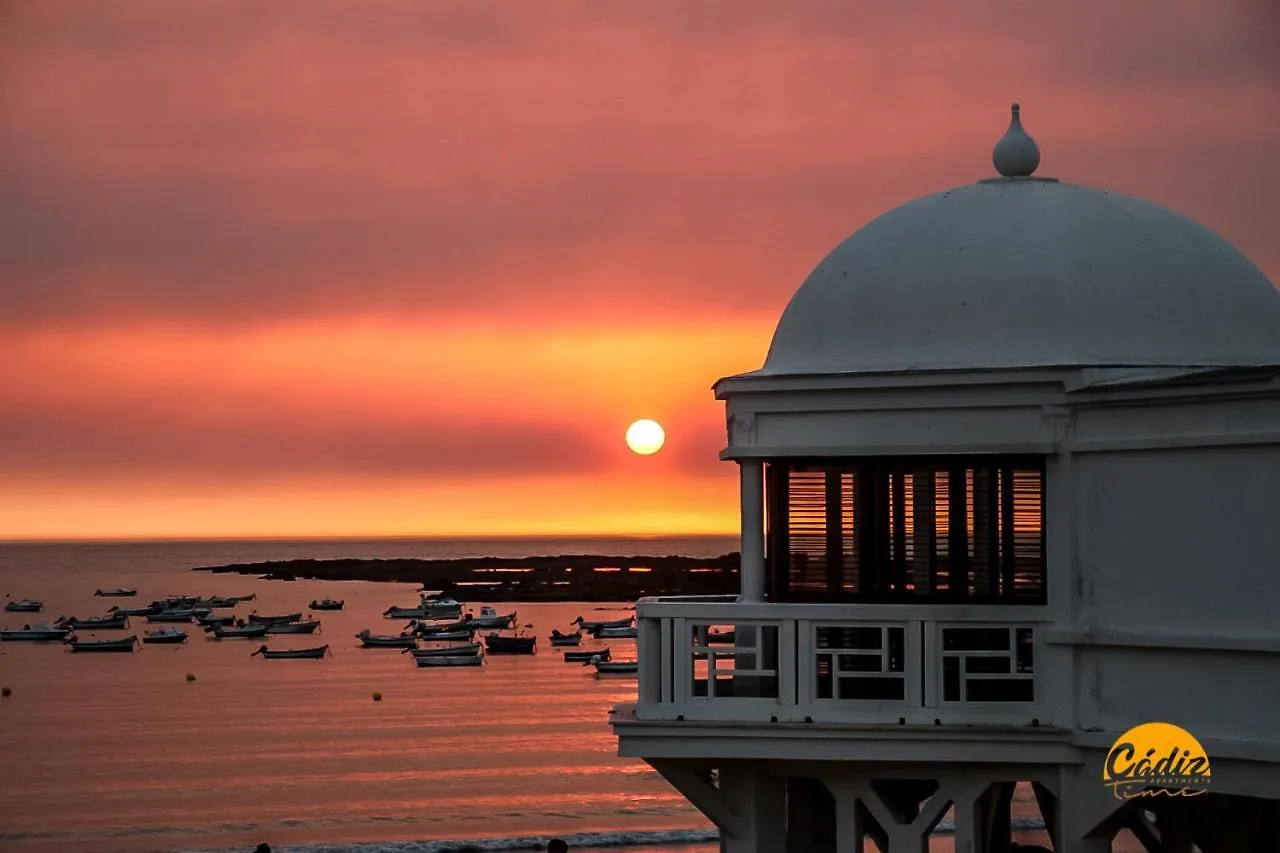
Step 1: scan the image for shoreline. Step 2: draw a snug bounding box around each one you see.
[192,553,742,602]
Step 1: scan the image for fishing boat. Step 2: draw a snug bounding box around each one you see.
[549,629,582,646]
[1,623,71,641]
[57,614,130,630]
[151,596,198,609]
[406,642,482,658]
[229,593,257,602]
[4,599,43,613]
[413,628,472,641]
[109,604,161,617]
[595,624,639,639]
[356,629,417,649]
[204,622,269,639]
[251,644,330,659]
[196,596,245,608]
[573,615,635,632]
[412,618,473,633]
[564,646,610,663]
[147,608,212,623]
[142,627,188,644]
[197,613,237,626]
[587,657,639,675]
[67,635,138,653]
[465,607,517,629]
[309,598,345,611]
[266,620,320,634]
[483,632,536,654]
[94,588,137,597]
[383,594,462,620]
[247,612,302,625]
[415,652,484,667]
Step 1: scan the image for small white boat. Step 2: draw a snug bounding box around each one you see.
[586,656,638,675]
[4,599,44,613]
[465,607,517,629]
[94,588,138,597]
[595,625,638,639]
[266,620,320,634]
[415,652,483,667]
[384,595,463,620]
[406,642,482,658]
[356,629,417,649]
[1,623,71,641]
[142,627,188,644]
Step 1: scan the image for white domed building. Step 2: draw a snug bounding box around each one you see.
[611,106,1280,852]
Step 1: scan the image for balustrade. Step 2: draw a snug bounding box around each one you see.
[633,596,1055,726]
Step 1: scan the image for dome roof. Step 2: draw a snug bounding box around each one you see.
[759,109,1280,378]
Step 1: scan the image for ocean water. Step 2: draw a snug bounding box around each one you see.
[0,537,1084,853]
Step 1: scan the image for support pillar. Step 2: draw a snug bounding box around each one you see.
[720,764,787,853]
[740,459,765,602]
[788,777,837,853]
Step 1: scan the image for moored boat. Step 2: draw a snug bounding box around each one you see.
[465,607,517,629]
[406,642,482,658]
[67,635,138,653]
[197,613,237,626]
[147,608,212,623]
[595,624,639,639]
[1,623,71,642]
[251,644,330,659]
[266,620,320,634]
[413,628,472,641]
[588,658,639,674]
[383,594,462,620]
[415,652,483,667]
[204,622,269,639]
[573,615,635,632]
[142,627,188,644]
[356,629,417,648]
[247,612,302,626]
[57,614,130,630]
[109,604,161,617]
[4,599,44,613]
[564,646,610,663]
[549,629,582,646]
[484,632,536,654]
[94,588,137,597]
[309,598,345,611]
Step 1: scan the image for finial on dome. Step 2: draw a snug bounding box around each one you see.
[992,102,1040,178]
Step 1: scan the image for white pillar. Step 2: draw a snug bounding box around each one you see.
[740,459,766,602]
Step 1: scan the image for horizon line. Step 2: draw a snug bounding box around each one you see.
[0,531,742,545]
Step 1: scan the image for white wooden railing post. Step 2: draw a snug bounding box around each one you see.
[739,459,766,602]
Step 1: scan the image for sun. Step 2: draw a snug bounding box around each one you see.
[625,419,666,455]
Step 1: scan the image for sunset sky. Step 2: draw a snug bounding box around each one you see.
[2,1,1278,539]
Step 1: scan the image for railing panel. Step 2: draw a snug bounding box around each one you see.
[633,600,1051,726]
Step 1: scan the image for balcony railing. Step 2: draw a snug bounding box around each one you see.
[634,596,1060,727]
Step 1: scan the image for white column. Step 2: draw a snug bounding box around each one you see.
[740,459,766,602]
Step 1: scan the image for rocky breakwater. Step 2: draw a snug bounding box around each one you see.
[193,553,741,602]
